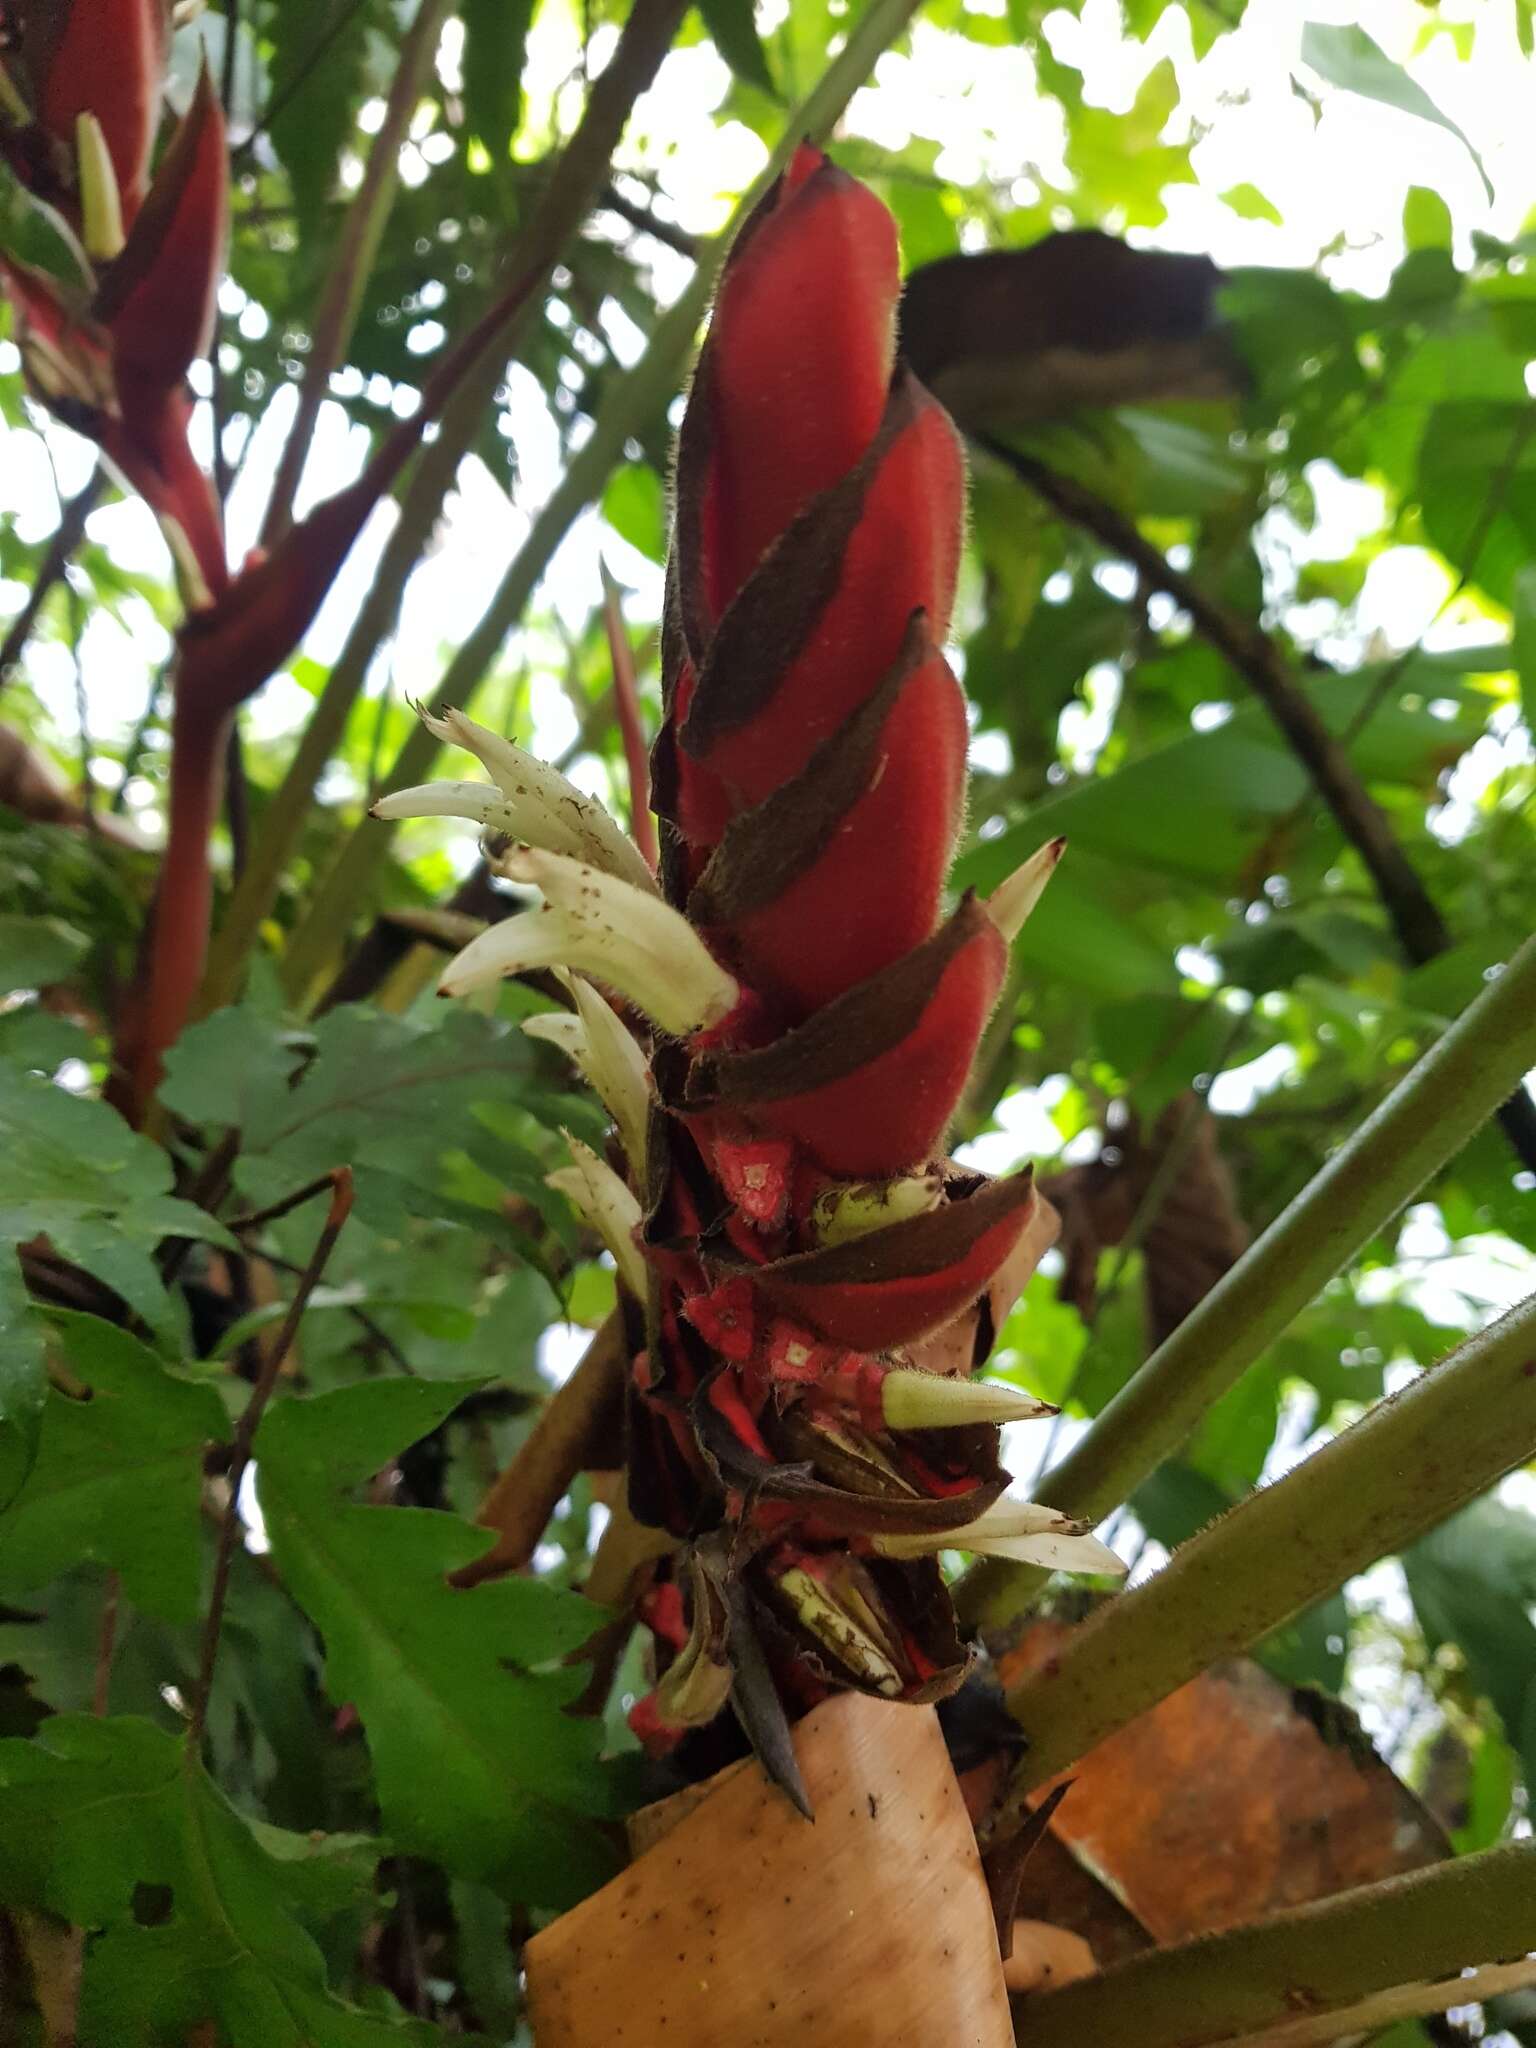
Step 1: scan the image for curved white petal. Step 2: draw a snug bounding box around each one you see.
[566,971,654,1176]
[419,706,657,894]
[545,1137,648,1298]
[874,1497,1126,1577]
[521,977,653,1179]
[440,850,738,1039]
[370,781,506,825]
[986,835,1066,944]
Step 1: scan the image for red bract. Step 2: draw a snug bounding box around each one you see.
[1,62,229,600]
[619,148,1071,1773]
[7,0,169,220]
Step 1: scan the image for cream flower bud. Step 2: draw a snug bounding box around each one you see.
[522,973,653,1178]
[77,113,126,263]
[545,1135,648,1299]
[439,849,738,1039]
[880,1370,1055,1431]
[985,835,1066,944]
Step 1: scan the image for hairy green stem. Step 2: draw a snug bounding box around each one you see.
[1010,1842,1536,2048]
[993,1288,1536,1827]
[958,932,1536,1634]
[278,0,927,1005]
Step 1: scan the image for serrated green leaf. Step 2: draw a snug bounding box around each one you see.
[0,1714,437,2047]
[0,1314,229,1622]
[1301,22,1493,203]
[0,1067,231,1344]
[255,1378,620,1907]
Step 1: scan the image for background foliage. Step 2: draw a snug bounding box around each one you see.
[1,0,1534,2040]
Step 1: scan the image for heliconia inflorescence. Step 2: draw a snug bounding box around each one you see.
[0,1,230,603]
[389,145,1122,1800]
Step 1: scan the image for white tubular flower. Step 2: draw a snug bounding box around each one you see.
[985,835,1066,944]
[565,972,654,1176]
[873,1498,1125,1577]
[372,706,658,897]
[76,114,126,262]
[439,849,739,1039]
[879,1370,1055,1431]
[545,1135,648,1299]
[522,974,654,1179]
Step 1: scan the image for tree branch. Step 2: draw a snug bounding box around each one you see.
[1009,1842,1536,2048]
[989,1288,1536,1829]
[189,1168,353,1745]
[448,1311,626,1589]
[981,438,1536,1176]
[956,931,1536,1635]
[601,561,658,871]
[0,469,102,700]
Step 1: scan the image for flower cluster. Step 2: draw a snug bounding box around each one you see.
[1,0,228,601]
[382,147,1122,1795]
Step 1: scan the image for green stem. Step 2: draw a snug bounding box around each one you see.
[259,0,458,547]
[957,932,1536,1634]
[1008,1842,1536,2048]
[993,1288,1536,1824]
[198,366,485,1014]
[277,0,927,1006]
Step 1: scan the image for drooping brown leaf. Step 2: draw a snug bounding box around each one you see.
[990,1621,1449,1951]
[899,231,1238,433]
[1041,1094,1249,1346]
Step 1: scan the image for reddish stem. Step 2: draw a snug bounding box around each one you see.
[108,696,228,1120]
[601,561,658,872]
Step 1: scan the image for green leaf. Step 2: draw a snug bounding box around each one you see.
[0,914,87,995]
[602,462,667,562]
[1417,401,1536,606]
[462,0,538,162]
[0,1067,234,1351]
[1405,1498,1536,1790]
[697,0,778,96]
[0,1314,229,1623]
[157,1005,297,1130]
[956,666,1486,895]
[1301,23,1493,203]
[266,0,384,238]
[0,1253,45,1513]
[1220,182,1282,226]
[1402,184,1453,252]
[255,1377,620,1906]
[0,1714,438,2047]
